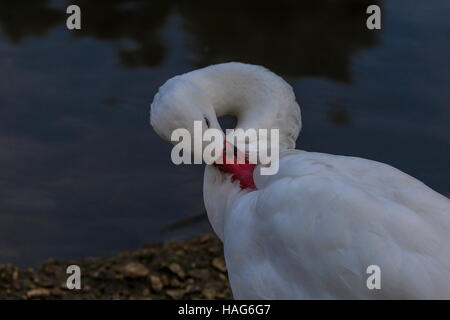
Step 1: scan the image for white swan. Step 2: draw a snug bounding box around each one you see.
[150,62,450,299]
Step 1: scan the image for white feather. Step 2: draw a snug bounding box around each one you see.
[208,150,450,299]
[151,62,450,299]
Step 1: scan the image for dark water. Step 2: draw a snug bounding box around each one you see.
[0,0,449,267]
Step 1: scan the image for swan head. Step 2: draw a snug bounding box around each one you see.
[150,73,257,189]
[150,76,228,163]
[151,76,219,142]
[150,63,301,188]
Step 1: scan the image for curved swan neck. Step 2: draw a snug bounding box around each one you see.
[184,62,302,150]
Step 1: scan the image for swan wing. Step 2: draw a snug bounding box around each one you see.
[225,150,450,299]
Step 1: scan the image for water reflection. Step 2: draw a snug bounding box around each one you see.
[0,1,63,44]
[177,0,381,81]
[0,0,380,81]
[72,0,172,68]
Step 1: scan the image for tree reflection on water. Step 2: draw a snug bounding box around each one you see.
[0,0,381,82]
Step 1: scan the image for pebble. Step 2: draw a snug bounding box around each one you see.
[170,278,184,288]
[51,288,65,298]
[166,289,185,300]
[216,292,226,299]
[208,246,221,253]
[218,273,227,281]
[212,257,227,273]
[38,277,54,288]
[188,269,210,279]
[27,288,51,299]
[168,263,186,279]
[122,262,150,279]
[150,275,164,292]
[161,274,169,286]
[200,235,213,242]
[202,288,216,300]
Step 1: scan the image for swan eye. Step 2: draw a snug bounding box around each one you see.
[204,117,210,128]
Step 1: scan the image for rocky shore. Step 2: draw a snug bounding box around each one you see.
[0,235,232,300]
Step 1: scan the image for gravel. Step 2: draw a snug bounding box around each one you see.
[0,235,232,300]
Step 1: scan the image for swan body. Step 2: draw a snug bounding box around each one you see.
[151,62,450,299]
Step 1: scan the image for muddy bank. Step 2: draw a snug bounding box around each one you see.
[0,235,232,300]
